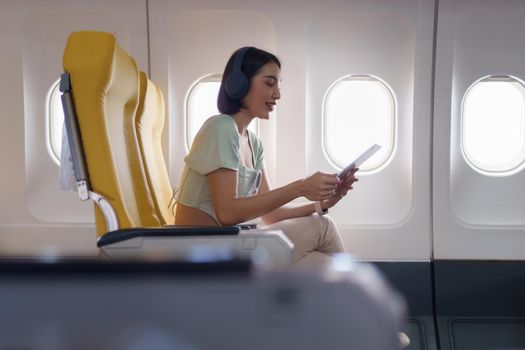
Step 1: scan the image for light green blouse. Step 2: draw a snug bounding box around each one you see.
[176,114,265,223]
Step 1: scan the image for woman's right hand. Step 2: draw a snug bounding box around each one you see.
[299,171,339,201]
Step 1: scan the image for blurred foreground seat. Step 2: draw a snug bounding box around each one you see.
[0,255,404,350]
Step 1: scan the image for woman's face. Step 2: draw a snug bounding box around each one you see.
[241,62,281,119]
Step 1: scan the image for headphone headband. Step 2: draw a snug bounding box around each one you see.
[231,47,252,74]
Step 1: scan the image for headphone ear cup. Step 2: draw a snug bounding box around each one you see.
[225,71,249,100]
[224,46,253,100]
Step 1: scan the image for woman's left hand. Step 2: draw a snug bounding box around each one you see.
[321,168,359,210]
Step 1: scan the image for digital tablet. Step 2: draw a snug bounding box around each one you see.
[337,143,382,179]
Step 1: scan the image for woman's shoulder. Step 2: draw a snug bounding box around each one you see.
[204,113,234,127]
[201,114,236,135]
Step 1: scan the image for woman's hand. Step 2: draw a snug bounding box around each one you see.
[300,171,339,201]
[321,168,359,210]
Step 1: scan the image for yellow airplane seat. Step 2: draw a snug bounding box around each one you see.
[61,30,160,235]
[60,31,293,266]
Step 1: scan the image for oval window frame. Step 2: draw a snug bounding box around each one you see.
[461,75,525,177]
[322,74,396,174]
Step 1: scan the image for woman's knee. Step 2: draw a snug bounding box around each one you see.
[309,214,338,236]
[318,214,336,229]
[314,214,346,253]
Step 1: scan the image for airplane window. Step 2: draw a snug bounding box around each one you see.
[462,76,525,176]
[323,75,395,172]
[47,79,63,165]
[185,74,258,151]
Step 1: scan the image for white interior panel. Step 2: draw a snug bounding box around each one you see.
[304,0,434,260]
[433,0,525,259]
[306,10,413,225]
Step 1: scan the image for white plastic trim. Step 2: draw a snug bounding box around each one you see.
[89,191,119,232]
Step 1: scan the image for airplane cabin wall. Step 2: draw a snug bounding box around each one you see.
[434,0,525,260]
[0,0,523,262]
[304,0,434,261]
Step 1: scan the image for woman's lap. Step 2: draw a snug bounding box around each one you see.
[262,214,346,264]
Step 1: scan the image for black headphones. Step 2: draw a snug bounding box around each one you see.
[224,46,254,100]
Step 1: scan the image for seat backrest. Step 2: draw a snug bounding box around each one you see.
[63,31,160,236]
[135,72,175,225]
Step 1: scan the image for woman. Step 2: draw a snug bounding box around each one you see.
[174,46,359,266]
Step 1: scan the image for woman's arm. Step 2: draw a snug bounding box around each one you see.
[208,168,338,226]
[259,171,317,225]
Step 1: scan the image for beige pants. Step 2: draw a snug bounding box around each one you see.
[263,214,346,267]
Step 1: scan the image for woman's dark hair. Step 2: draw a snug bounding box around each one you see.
[217,47,281,115]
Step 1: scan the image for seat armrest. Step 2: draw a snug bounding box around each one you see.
[97,226,241,247]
